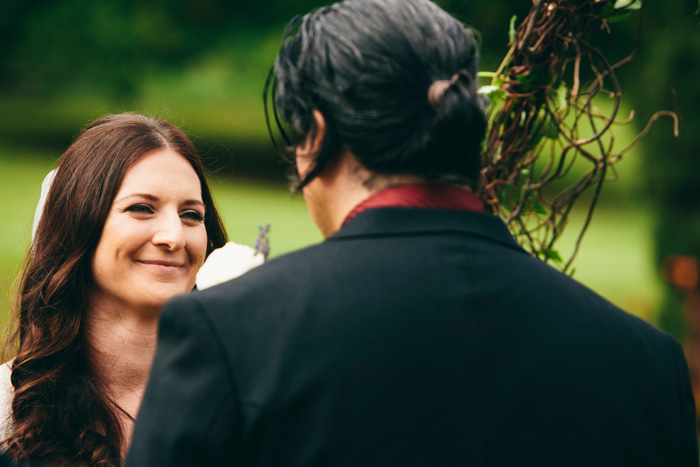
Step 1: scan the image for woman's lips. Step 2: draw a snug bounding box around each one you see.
[136,260,185,271]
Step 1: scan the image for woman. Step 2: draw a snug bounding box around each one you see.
[0,113,228,466]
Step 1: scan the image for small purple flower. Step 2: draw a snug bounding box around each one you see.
[255,223,271,259]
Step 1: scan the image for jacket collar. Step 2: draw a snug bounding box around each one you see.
[329,207,526,254]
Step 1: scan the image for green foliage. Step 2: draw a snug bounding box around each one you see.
[620,0,700,339]
[0,0,537,99]
[539,248,563,264]
[613,0,642,10]
[599,0,643,23]
[515,66,551,91]
[0,0,328,97]
[477,1,645,272]
[509,15,518,44]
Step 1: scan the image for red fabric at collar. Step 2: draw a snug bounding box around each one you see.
[343,183,484,226]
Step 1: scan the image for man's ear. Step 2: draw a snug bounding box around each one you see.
[297,109,327,159]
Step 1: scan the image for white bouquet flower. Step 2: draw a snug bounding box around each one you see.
[195,224,270,290]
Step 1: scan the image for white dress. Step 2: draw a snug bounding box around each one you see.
[0,362,14,441]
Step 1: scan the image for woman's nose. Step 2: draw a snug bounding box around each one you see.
[152,213,186,251]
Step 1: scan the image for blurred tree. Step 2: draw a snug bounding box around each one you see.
[622,0,700,340]
[438,0,532,67]
[0,0,282,97]
[0,0,527,99]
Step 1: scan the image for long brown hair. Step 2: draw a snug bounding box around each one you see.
[3,113,228,466]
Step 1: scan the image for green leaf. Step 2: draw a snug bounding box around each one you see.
[498,185,511,212]
[478,85,506,107]
[528,117,545,146]
[516,66,551,90]
[557,85,568,110]
[604,0,641,21]
[523,193,547,217]
[533,200,548,216]
[607,11,632,24]
[544,117,558,140]
[490,90,507,106]
[509,15,518,44]
[599,1,616,16]
[540,248,563,263]
[613,0,642,10]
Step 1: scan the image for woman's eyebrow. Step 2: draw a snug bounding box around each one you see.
[115,193,205,207]
[182,199,206,209]
[115,193,159,203]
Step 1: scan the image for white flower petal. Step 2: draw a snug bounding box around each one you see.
[196,242,265,290]
[478,85,500,95]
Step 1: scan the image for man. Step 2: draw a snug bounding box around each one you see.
[126,0,698,465]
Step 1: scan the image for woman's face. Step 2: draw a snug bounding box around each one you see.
[90,148,208,315]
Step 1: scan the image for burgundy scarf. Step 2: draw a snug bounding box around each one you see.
[343,183,484,226]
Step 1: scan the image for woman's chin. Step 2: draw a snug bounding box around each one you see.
[146,288,194,310]
[124,281,196,316]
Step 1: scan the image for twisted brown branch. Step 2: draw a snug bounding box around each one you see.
[478,0,672,272]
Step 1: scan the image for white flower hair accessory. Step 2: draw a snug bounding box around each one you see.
[32,169,57,242]
[195,224,270,290]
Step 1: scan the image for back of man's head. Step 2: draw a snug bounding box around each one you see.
[269,0,487,190]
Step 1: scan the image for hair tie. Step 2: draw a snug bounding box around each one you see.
[427,70,473,109]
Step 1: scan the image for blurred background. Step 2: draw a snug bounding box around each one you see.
[0,0,698,371]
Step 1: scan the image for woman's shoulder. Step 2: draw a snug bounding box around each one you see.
[0,362,14,442]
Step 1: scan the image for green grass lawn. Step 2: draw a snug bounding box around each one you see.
[0,145,661,332]
[556,203,660,321]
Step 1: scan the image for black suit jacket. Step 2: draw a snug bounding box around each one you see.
[126,208,698,466]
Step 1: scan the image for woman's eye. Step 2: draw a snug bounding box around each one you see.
[126,204,154,214]
[181,210,205,223]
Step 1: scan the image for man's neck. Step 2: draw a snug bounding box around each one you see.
[302,150,424,238]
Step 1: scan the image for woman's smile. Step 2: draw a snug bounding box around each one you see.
[136,259,186,269]
[135,260,188,280]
